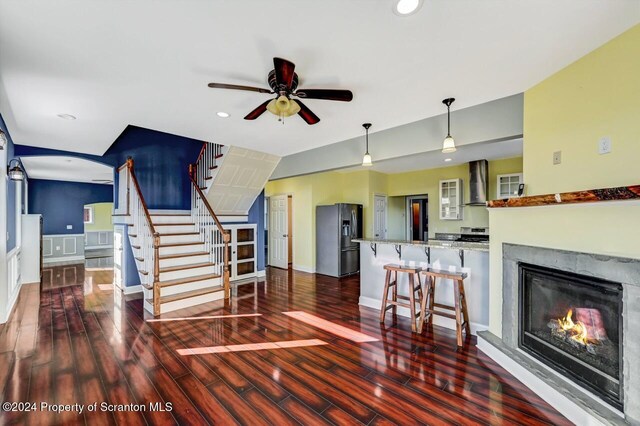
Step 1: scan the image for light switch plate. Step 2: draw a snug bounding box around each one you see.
[598,136,612,154]
[66,225,73,230]
[553,151,562,165]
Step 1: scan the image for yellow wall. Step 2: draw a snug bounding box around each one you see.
[523,24,640,195]
[488,24,640,337]
[84,202,113,231]
[266,156,522,271]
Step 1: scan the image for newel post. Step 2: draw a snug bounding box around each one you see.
[223,230,231,299]
[152,232,161,316]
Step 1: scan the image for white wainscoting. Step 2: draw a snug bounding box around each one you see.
[43,234,85,264]
[4,248,22,323]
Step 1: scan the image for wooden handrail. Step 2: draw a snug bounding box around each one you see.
[126,158,157,235]
[195,142,207,168]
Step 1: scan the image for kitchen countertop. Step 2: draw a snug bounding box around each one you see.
[353,238,489,252]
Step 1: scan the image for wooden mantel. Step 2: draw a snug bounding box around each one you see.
[487,184,640,208]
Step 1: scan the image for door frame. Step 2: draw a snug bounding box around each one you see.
[405,194,429,241]
[268,193,294,269]
[373,193,387,240]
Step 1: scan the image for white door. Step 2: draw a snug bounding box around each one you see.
[269,195,288,269]
[373,195,387,239]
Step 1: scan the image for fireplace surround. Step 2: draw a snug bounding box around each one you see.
[486,243,640,425]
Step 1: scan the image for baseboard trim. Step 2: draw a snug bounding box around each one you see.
[358,296,487,335]
[43,255,85,264]
[293,265,315,274]
[256,270,266,277]
[123,285,143,295]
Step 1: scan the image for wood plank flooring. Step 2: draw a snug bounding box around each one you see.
[0,264,573,425]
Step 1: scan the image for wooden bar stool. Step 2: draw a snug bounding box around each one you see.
[419,268,470,346]
[380,264,423,332]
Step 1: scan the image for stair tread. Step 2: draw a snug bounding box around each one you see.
[139,270,149,275]
[159,251,209,260]
[158,231,199,236]
[156,272,221,287]
[209,165,218,170]
[160,262,215,273]
[150,213,191,217]
[159,241,203,248]
[154,223,195,226]
[214,154,223,159]
[146,285,224,305]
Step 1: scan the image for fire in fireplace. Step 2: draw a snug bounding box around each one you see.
[519,263,623,410]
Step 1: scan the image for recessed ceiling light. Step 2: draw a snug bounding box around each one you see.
[444,158,452,162]
[216,111,230,118]
[394,0,423,16]
[57,113,76,120]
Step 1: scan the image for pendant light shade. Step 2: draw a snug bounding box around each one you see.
[362,123,372,167]
[442,98,457,153]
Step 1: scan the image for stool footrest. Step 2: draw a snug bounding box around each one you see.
[425,309,457,320]
[433,302,455,311]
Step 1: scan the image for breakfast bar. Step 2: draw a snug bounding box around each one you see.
[354,238,490,334]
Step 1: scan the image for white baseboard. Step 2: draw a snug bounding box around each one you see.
[358,296,487,335]
[123,285,143,295]
[293,265,315,273]
[476,334,618,426]
[256,270,266,277]
[85,245,114,250]
[43,255,85,264]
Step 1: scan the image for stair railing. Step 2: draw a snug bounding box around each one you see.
[120,157,161,314]
[188,163,230,298]
[193,142,223,191]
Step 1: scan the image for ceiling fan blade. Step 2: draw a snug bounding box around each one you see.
[274,57,296,90]
[208,83,272,94]
[244,99,272,120]
[295,100,320,125]
[295,89,353,102]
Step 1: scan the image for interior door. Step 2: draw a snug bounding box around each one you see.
[373,195,387,239]
[269,195,288,269]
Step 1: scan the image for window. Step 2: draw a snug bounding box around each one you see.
[497,173,523,199]
[83,206,94,224]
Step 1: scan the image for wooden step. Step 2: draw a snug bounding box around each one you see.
[209,165,218,170]
[214,153,223,159]
[199,186,207,190]
[205,176,212,180]
[139,270,149,276]
[135,256,144,262]
[156,273,221,288]
[158,241,203,248]
[132,244,141,249]
[159,262,215,273]
[142,283,153,290]
[146,285,224,306]
[158,251,209,260]
[129,234,137,238]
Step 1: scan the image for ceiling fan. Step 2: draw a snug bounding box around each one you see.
[207,57,353,125]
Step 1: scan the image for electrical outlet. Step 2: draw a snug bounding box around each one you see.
[553,151,562,165]
[66,225,73,230]
[55,246,60,251]
[599,136,612,154]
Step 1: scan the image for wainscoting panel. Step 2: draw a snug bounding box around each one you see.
[43,234,85,264]
[85,230,114,249]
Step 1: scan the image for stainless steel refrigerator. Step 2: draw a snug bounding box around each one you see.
[316,203,363,277]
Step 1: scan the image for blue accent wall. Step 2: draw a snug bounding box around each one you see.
[28,179,113,235]
[102,126,203,210]
[247,190,266,271]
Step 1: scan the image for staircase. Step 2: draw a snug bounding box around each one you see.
[118,156,230,315]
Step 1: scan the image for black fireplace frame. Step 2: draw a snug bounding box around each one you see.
[518,262,624,410]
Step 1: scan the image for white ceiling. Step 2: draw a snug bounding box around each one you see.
[0,1,638,157]
[339,138,523,174]
[20,156,113,184]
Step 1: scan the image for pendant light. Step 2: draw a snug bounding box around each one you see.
[7,159,25,181]
[362,123,372,167]
[442,98,457,153]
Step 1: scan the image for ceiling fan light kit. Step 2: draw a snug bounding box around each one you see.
[208,57,353,125]
[441,97,457,153]
[362,123,373,167]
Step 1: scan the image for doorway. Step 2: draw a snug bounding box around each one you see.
[269,194,289,269]
[406,195,428,241]
[373,194,387,239]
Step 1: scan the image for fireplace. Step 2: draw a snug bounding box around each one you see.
[518,262,623,410]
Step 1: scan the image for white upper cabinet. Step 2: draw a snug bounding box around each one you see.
[497,173,523,199]
[439,178,463,220]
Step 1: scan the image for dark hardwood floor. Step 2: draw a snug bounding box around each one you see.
[0,264,572,425]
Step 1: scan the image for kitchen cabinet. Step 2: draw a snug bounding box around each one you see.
[439,178,462,220]
[225,224,257,281]
[497,173,523,198]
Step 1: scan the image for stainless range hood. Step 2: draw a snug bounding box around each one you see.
[466,160,489,206]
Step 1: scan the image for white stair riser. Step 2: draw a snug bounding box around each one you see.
[159,254,210,268]
[159,244,205,256]
[160,279,222,298]
[159,234,201,245]
[159,289,225,314]
[150,215,193,224]
[159,265,218,281]
[154,224,196,234]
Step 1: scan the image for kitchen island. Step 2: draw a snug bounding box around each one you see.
[354,238,490,334]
